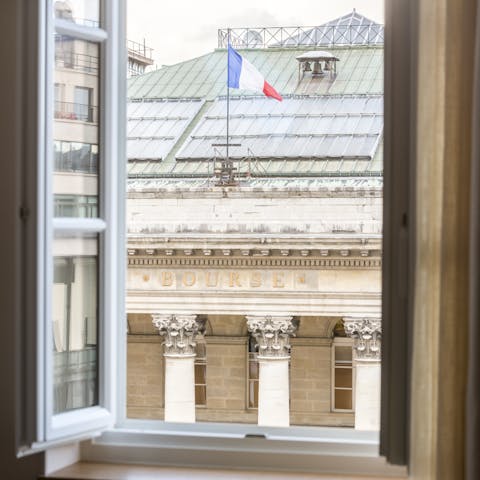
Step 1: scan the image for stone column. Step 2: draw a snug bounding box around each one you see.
[152,314,204,423]
[343,317,381,431]
[246,315,297,427]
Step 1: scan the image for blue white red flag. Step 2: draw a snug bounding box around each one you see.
[227,44,282,101]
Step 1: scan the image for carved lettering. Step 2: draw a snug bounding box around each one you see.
[161,271,174,286]
[153,270,310,290]
[182,271,196,287]
[250,272,262,287]
[229,271,242,287]
[205,271,219,287]
[272,272,285,288]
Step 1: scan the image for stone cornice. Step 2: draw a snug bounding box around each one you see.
[127,187,383,200]
[128,256,381,269]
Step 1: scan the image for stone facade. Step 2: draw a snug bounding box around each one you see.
[125,186,381,427]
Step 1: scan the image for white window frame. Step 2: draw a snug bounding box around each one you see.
[21,0,125,451]
[331,338,355,413]
[19,0,412,475]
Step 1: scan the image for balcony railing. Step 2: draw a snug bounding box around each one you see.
[55,51,99,75]
[54,101,97,123]
[127,39,154,62]
[218,24,384,49]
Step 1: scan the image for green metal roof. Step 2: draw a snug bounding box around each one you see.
[128,45,383,101]
[127,42,383,182]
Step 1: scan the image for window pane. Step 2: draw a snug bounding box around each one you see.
[54,194,98,218]
[53,234,98,414]
[194,364,206,385]
[249,358,259,380]
[195,385,206,406]
[335,346,353,363]
[334,390,353,410]
[335,368,352,388]
[54,36,99,216]
[53,0,100,28]
[248,381,259,409]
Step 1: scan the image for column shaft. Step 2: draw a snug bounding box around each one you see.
[343,317,381,431]
[354,361,381,430]
[246,315,297,428]
[152,314,204,424]
[164,355,195,423]
[258,358,290,427]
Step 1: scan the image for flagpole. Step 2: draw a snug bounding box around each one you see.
[226,28,231,162]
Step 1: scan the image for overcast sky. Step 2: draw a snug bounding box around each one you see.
[127,0,384,67]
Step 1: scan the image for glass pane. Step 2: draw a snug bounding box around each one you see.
[334,390,353,410]
[196,341,206,358]
[53,0,100,28]
[335,346,352,363]
[195,385,206,406]
[54,36,99,216]
[248,381,259,409]
[53,233,98,414]
[335,368,352,388]
[194,364,206,385]
[54,194,98,218]
[249,360,259,380]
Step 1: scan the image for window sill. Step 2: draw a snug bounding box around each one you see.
[78,422,407,477]
[43,461,407,480]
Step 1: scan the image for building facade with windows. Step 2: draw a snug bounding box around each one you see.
[126,11,384,429]
[51,1,155,415]
[53,28,100,414]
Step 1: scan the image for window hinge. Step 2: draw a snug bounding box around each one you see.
[19,206,30,221]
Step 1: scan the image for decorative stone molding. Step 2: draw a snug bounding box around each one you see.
[152,314,205,356]
[343,317,381,360]
[246,315,298,359]
[129,256,382,269]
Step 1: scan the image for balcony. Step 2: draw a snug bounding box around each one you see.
[55,100,97,123]
[55,51,99,75]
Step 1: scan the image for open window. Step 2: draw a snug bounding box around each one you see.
[19,0,126,449]
[15,0,411,475]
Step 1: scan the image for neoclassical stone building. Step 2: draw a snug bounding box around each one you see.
[126,10,384,430]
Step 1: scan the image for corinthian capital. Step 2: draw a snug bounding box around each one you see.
[246,315,297,359]
[152,314,205,356]
[343,317,381,360]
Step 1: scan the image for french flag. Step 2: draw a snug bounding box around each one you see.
[227,44,282,101]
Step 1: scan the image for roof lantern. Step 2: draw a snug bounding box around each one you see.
[296,51,339,80]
